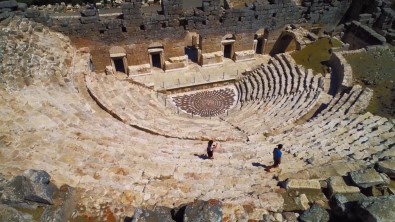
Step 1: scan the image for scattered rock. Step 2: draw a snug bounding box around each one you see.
[285,179,321,190]
[262,213,275,222]
[40,185,76,222]
[1,170,57,206]
[1,176,26,204]
[0,11,11,21]
[131,206,173,222]
[0,173,7,191]
[282,212,298,222]
[0,0,18,9]
[299,204,329,222]
[183,199,222,222]
[327,176,360,196]
[298,193,310,210]
[17,3,27,12]
[349,168,390,188]
[22,169,57,204]
[274,212,283,222]
[356,195,395,222]
[0,204,28,222]
[81,9,96,17]
[24,8,39,18]
[376,160,395,179]
[330,193,366,220]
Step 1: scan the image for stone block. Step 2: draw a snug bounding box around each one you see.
[24,8,39,18]
[22,169,56,204]
[80,16,98,24]
[184,199,222,222]
[128,64,151,75]
[201,51,223,67]
[0,0,17,9]
[81,9,96,17]
[349,168,390,188]
[40,185,76,222]
[0,204,27,222]
[131,206,173,221]
[375,160,395,179]
[0,11,10,20]
[285,179,321,190]
[164,61,186,70]
[299,204,329,222]
[330,193,366,220]
[0,176,25,204]
[356,195,395,222]
[234,50,255,62]
[327,176,360,196]
[17,3,27,11]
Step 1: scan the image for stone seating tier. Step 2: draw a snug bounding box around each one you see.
[224,54,324,135]
[267,85,394,166]
[85,73,245,141]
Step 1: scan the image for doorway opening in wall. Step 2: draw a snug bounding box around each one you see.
[255,37,264,54]
[221,34,235,60]
[185,46,198,63]
[113,57,126,73]
[151,53,162,68]
[223,44,233,59]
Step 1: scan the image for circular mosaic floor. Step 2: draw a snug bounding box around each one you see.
[172,88,236,117]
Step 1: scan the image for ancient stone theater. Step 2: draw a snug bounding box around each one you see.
[0,0,394,221]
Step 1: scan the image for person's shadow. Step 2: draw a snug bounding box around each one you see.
[252,162,267,168]
[194,154,208,160]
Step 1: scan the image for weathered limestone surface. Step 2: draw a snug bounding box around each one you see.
[285,179,321,190]
[356,195,395,222]
[183,200,222,222]
[299,204,329,222]
[376,160,395,179]
[0,204,28,222]
[327,176,360,196]
[330,193,367,219]
[349,168,390,188]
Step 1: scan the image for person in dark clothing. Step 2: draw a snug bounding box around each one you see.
[265,144,283,172]
[207,140,217,159]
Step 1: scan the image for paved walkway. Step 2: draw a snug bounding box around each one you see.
[130,55,271,91]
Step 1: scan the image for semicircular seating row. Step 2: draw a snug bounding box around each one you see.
[267,83,395,166]
[222,53,324,135]
[85,74,245,141]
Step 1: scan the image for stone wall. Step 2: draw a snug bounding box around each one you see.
[328,50,355,94]
[342,21,387,50]
[1,0,384,71]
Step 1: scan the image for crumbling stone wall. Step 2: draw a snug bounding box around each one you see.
[2,0,380,71]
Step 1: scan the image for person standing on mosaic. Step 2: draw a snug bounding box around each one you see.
[207,140,217,159]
